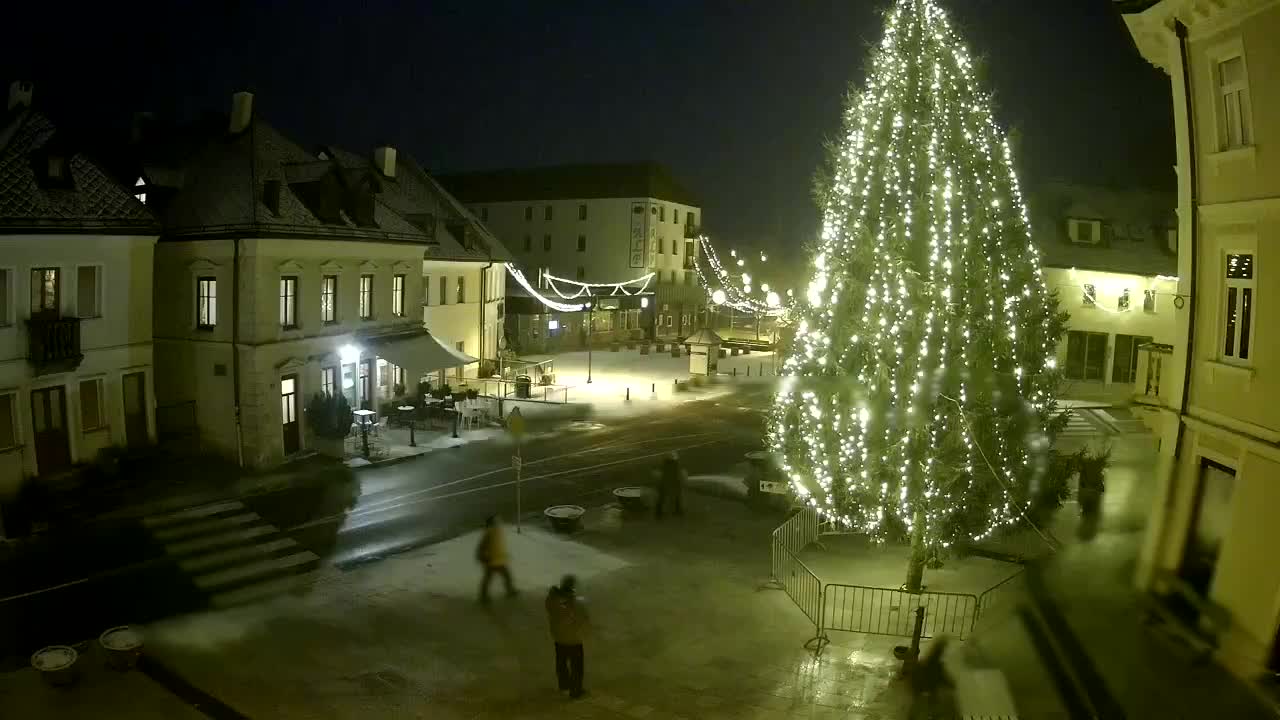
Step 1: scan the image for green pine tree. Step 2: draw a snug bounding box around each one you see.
[769,0,1067,591]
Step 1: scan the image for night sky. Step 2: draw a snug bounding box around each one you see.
[5,0,1172,264]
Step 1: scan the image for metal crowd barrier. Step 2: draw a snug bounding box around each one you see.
[822,584,980,641]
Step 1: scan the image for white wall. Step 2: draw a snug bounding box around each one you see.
[422,260,505,378]
[0,233,157,497]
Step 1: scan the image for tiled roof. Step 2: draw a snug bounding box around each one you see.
[143,119,427,242]
[437,164,701,207]
[1028,181,1177,276]
[326,147,512,263]
[0,109,156,232]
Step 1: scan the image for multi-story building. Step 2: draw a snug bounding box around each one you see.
[1028,181,1178,396]
[138,93,493,469]
[1121,0,1280,680]
[0,82,159,535]
[439,164,706,346]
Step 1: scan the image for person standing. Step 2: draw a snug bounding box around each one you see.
[654,451,686,519]
[545,575,589,698]
[477,515,517,603]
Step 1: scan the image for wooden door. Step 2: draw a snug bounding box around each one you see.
[122,372,148,448]
[30,386,70,475]
[280,374,300,455]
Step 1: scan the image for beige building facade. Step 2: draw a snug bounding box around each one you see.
[1122,0,1280,679]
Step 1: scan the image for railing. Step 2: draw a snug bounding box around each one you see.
[976,569,1025,625]
[772,506,820,559]
[823,584,980,641]
[773,543,828,650]
[26,313,82,374]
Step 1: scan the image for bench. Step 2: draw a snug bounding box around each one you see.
[1143,569,1230,663]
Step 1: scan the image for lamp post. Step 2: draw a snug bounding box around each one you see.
[398,404,416,447]
[586,300,594,384]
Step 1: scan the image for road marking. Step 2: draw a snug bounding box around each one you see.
[290,437,728,533]
[142,500,246,528]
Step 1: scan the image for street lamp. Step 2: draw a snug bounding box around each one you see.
[586,300,594,384]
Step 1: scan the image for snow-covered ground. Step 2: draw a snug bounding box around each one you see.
[496,348,780,420]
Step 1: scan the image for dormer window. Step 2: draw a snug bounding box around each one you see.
[1068,218,1101,246]
[31,145,74,190]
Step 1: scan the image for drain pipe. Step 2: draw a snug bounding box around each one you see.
[478,251,493,380]
[1172,18,1199,462]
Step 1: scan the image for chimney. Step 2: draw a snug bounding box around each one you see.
[229,91,254,134]
[7,80,33,111]
[373,146,397,178]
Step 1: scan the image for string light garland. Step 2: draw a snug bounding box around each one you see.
[544,271,654,299]
[505,264,586,312]
[768,0,1066,575]
[692,235,787,316]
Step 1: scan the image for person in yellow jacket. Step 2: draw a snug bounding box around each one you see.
[477,514,517,603]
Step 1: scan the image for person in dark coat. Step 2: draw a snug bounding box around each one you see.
[545,575,589,698]
[654,451,685,519]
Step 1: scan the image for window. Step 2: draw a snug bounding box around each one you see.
[456,276,465,304]
[280,376,298,424]
[1113,334,1153,384]
[576,266,585,280]
[687,212,697,228]
[525,206,533,221]
[359,274,374,319]
[497,299,505,319]
[543,235,551,252]
[80,378,105,431]
[659,206,666,222]
[1065,330,1108,381]
[423,276,431,307]
[673,209,679,224]
[0,393,15,449]
[392,274,406,317]
[1082,284,1096,307]
[322,275,338,323]
[666,315,673,327]
[480,207,489,221]
[31,267,59,313]
[321,367,337,397]
[577,235,587,252]
[439,276,449,305]
[658,239,665,254]
[1144,289,1157,313]
[671,239,678,255]
[0,268,9,325]
[1222,253,1255,363]
[578,204,587,220]
[77,266,101,318]
[1117,289,1131,312]
[524,235,532,252]
[196,277,217,328]
[544,205,553,221]
[1217,55,1252,150]
[1068,219,1101,245]
[279,276,298,328]
[134,177,147,205]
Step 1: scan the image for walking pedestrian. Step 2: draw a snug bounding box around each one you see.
[476,515,517,604]
[545,575,589,698]
[654,451,686,519]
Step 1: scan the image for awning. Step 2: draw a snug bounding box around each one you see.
[366,329,477,378]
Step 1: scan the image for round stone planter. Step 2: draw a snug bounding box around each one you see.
[32,645,78,687]
[612,486,646,511]
[545,505,585,533]
[100,626,143,671]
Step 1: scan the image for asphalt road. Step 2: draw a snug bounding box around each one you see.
[0,382,776,666]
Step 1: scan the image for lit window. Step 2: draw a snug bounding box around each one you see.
[1217,55,1252,150]
[1117,289,1131,312]
[321,367,337,397]
[1082,284,1096,307]
[1068,219,1101,245]
[196,276,217,328]
[322,275,338,323]
[392,274,406,317]
[31,267,59,313]
[359,274,374,319]
[279,276,298,328]
[1143,289,1157,313]
[1222,253,1255,363]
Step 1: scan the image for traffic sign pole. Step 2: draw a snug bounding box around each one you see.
[507,407,526,533]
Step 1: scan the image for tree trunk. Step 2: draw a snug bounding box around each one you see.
[904,506,927,593]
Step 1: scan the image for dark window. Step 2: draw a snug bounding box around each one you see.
[659,206,665,221]
[545,206,553,221]
[480,207,489,221]
[525,206,533,221]
[456,276,465,304]
[523,235,532,252]
[1112,334,1153,384]
[577,235,586,252]
[321,367,337,397]
[673,209,679,224]
[576,266,585,280]
[440,276,449,305]
[578,204,587,220]
[1065,330,1107,381]
[543,235,552,251]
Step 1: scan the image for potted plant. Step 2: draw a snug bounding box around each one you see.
[306,392,354,458]
[466,388,480,400]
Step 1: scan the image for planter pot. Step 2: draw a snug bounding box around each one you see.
[610,343,621,352]
[314,436,346,459]
[100,626,143,671]
[655,342,666,352]
[670,347,681,358]
[612,487,646,511]
[32,645,78,687]
[545,505,585,533]
[639,345,651,355]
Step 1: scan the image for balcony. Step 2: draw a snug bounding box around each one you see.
[26,313,83,375]
[684,224,701,239]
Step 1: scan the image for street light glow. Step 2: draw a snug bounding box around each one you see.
[766,291,781,307]
[339,344,361,364]
[712,289,727,305]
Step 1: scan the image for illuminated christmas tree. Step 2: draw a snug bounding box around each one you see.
[769,0,1067,591]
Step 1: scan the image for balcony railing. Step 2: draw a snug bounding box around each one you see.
[684,224,700,239]
[26,313,83,375]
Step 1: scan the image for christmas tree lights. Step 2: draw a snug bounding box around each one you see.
[769,0,1066,590]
